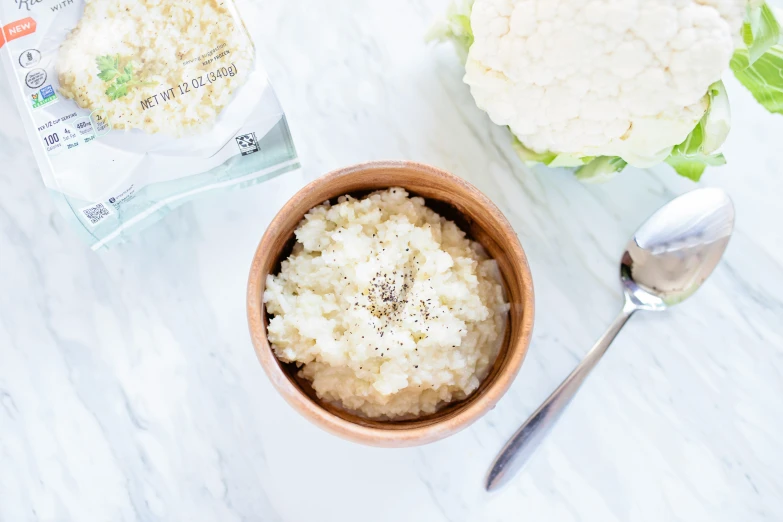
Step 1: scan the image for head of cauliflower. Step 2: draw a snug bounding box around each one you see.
[462,0,747,168]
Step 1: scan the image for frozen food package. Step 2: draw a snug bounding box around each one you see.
[0,0,299,249]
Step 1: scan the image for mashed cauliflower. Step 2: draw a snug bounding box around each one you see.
[57,0,254,135]
[264,188,509,419]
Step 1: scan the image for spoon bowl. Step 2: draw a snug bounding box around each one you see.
[485,187,735,491]
[622,187,735,310]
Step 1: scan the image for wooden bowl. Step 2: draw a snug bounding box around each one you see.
[247,161,534,447]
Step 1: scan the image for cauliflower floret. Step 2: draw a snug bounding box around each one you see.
[464,0,746,167]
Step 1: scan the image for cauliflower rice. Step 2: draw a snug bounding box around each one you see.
[264,188,509,418]
[57,0,254,135]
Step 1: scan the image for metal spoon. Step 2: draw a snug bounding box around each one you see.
[485,187,735,492]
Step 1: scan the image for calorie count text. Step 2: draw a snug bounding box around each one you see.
[140,64,238,112]
[40,112,101,154]
[43,133,59,146]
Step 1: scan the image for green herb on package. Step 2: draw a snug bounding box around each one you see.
[96,54,155,100]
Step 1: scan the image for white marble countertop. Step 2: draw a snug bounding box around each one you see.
[2,1,782,520]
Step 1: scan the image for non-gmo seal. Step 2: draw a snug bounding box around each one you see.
[25,69,47,89]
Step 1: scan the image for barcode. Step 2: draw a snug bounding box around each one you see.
[235,132,259,155]
[80,202,113,226]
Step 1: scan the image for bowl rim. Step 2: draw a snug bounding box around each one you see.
[247,160,535,447]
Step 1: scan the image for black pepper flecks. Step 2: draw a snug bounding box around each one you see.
[350,244,444,364]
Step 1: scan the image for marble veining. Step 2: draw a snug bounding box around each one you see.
[1,1,782,520]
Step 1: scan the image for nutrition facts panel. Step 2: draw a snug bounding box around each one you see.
[38,110,110,157]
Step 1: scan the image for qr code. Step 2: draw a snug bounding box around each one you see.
[79,202,113,226]
[235,132,259,156]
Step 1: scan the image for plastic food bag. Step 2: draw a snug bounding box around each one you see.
[0,0,299,249]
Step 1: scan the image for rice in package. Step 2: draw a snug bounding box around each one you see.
[0,0,299,249]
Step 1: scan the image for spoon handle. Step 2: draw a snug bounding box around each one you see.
[485,300,637,492]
